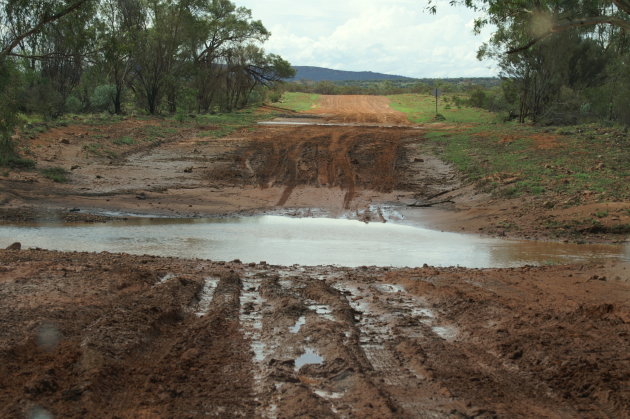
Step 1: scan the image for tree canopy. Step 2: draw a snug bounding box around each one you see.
[0,0,293,116]
[427,0,630,53]
[427,0,630,125]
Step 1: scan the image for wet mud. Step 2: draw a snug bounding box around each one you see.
[0,249,628,418]
[1,95,629,417]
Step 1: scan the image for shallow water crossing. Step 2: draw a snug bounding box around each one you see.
[1,215,628,268]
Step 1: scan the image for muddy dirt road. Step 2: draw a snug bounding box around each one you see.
[2,95,627,241]
[1,249,628,418]
[1,95,629,417]
[0,96,455,220]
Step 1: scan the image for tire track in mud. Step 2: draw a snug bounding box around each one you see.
[240,268,400,418]
[324,131,356,209]
[82,270,257,417]
[331,278,462,417]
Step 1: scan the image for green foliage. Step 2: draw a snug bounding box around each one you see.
[0,0,292,124]
[112,136,134,145]
[195,108,277,138]
[90,85,116,112]
[286,77,501,96]
[267,89,283,103]
[40,167,69,183]
[0,60,20,167]
[437,1,630,126]
[65,96,83,113]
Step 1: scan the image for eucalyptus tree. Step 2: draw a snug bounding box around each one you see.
[427,0,630,123]
[221,44,294,110]
[427,0,630,53]
[1,0,93,164]
[95,0,145,113]
[182,0,270,112]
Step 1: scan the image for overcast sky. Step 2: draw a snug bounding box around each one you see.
[236,0,498,78]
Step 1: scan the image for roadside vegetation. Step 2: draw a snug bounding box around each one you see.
[0,0,294,169]
[40,167,70,183]
[388,93,496,124]
[276,92,321,112]
[388,92,629,206]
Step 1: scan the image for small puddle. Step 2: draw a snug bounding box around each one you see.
[258,119,416,129]
[432,326,457,340]
[375,284,405,293]
[195,277,220,316]
[289,316,306,333]
[306,302,335,321]
[295,348,324,370]
[158,273,176,284]
[314,390,345,400]
[1,215,628,268]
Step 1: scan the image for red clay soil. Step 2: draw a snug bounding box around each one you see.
[1,95,629,417]
[0,249,628,418]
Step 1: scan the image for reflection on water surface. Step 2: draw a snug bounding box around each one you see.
[0,215,627,268]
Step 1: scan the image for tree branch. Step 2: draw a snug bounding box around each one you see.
[507,32,553,54]
[508,15,630,54]
[552,15,630,32]
[612,0,630,15]
[0,0,91,59]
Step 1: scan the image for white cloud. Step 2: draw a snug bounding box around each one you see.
[236,0,498,78]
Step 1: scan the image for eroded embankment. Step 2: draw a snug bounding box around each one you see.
[1,249,628,418]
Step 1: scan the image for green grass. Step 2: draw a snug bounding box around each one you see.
[141,124,178,140]
[40,167,69,183]
[112,136,135,145]
[388,93,496,123]
[277,92,320,112]
[425,122,630,203]
[195,108,278,138]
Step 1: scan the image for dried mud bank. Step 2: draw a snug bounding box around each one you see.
[1,249,628,418]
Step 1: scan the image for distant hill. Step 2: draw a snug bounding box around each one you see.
[288,66,413,82]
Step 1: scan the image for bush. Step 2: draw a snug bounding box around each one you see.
[267,89,282,103]
[40,167,69,182]
[65,96,83,113]
[90,85,116,112]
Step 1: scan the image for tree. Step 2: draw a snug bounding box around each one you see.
[427,1,630,53]
[95,0,145,114]
[183,0,270,112]
[428,1,630,125]
[1,0,92,164]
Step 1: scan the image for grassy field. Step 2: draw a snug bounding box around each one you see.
[426,124,629,202]
[388,93,496,123]
[276,92,320,112]
[384,93,629,204]
[192,108,278,138]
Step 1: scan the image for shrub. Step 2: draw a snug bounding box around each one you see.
[90,85,116,112]
[65,96,83,113]
[40,167,69,183]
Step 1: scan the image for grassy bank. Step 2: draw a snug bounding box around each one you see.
[388,93,496,123]
[276,92,320,112]
[192,107,279,138]
[387,93,629,204]
[424,123,629,205]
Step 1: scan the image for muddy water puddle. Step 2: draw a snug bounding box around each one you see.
[258,120,415,129]
[1,215,628,268]
[294,348,324,370]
